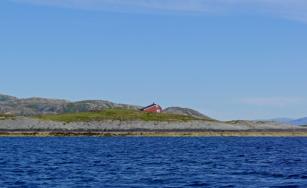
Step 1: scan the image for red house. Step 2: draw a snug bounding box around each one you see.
[140,103,162,113]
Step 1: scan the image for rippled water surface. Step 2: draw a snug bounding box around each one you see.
[0,137,307,187]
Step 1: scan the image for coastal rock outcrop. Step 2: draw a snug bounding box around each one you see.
[0,117,296,131]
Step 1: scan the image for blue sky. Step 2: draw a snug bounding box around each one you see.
[1,0,307,120]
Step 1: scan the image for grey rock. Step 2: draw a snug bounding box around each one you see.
[0,117,296,131]
[163,107,213,120]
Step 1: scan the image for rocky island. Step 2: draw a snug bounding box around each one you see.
[0,94,306,137]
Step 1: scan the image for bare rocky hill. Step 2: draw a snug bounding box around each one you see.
[0,94,140,115]
[163,107,214,120]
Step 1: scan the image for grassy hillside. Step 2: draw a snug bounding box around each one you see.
[36,108,207,123]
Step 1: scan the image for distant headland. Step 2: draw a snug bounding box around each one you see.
[0,93,306,136]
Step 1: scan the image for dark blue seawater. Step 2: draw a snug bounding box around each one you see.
[0,137,307,187]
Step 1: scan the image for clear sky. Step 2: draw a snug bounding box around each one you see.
[1,0,307,120]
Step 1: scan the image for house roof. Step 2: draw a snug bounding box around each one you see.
[140,103,160,111]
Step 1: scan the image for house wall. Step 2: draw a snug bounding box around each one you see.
[143,105,162,113]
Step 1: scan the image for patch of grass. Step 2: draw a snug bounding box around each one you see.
[36,108,202,123]
[0,114,16,120]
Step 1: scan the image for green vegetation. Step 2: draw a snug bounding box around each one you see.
[36,108,203,123]
[0,114,16,120]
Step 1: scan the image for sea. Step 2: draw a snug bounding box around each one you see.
[0,137,307,187]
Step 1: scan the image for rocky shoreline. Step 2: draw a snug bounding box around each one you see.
[0,117,305,137]
[1,130,307,137]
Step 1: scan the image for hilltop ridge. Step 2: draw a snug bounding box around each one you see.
[0,94,140,116]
